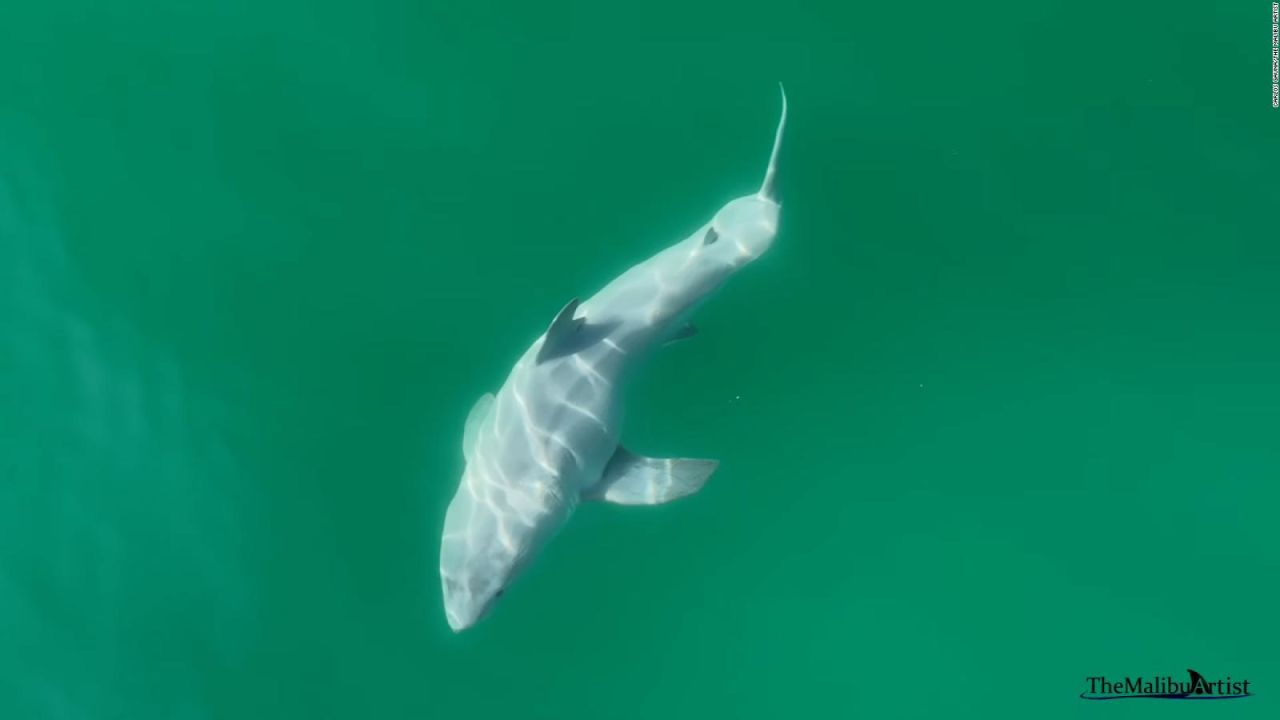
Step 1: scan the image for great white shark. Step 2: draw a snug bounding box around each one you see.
[439,87,788,631]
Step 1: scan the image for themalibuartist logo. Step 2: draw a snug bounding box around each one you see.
[1081,668,1251,700]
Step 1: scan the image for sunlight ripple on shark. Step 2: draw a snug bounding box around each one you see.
[439,86,788,631]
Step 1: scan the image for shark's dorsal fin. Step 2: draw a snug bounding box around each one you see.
[536,298,627,364]
[582,446,718,505]
[462,393,495,458]
[536,298,586,364]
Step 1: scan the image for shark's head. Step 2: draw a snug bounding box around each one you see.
[439,466,568,632]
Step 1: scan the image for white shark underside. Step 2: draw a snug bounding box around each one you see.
[440,87,788,631]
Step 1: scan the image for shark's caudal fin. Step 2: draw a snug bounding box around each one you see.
[758,83,787,203]
[583,447,718,505]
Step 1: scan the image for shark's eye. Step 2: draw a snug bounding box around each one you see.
[495,589,505,599]
[703,227,719,245]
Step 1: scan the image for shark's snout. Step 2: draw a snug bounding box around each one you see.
[442,574,495,632]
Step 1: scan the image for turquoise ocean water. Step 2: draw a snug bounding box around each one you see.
[2,2,1278,718]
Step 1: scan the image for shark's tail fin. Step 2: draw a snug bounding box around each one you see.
[758,83,787,203]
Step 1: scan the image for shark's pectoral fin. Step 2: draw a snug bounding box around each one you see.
[462,393,495,458]
[662,323,698,347]
[583,446,718,505]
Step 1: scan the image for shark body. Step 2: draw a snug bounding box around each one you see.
[440,88,788,631]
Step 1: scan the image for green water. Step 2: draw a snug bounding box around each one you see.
[2,2,1278,718]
